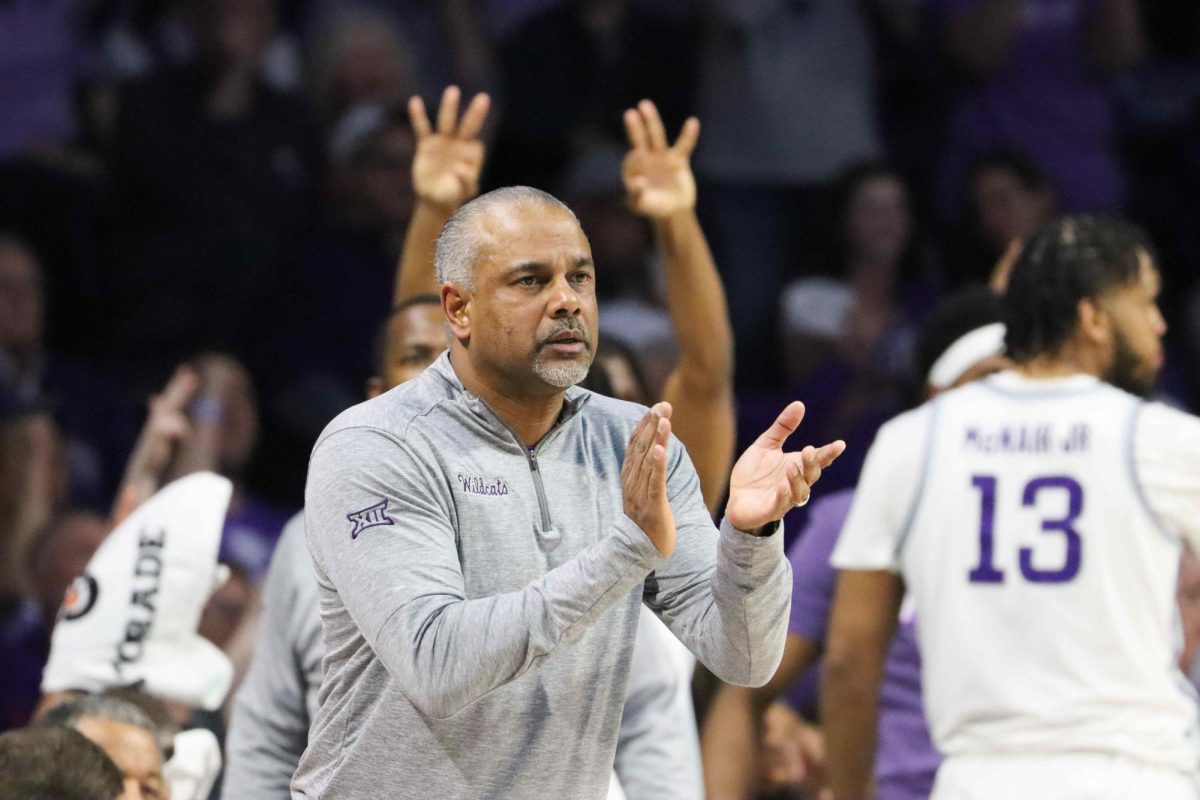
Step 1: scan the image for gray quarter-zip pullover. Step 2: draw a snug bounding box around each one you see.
[223,513,704,800]
[292,353,790,799]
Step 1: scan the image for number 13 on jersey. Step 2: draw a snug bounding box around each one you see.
[969,474,1084,584]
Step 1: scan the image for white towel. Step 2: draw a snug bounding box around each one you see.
[42,472,235,711]
[164,728,223,800]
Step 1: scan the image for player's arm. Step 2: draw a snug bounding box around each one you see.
[701,634,818,799]
[223,518,314,798]
[822,569,903,800]
[393,86,490,304]
[306,409,678,720]
[622,101,736,516]
[820,410,928,799]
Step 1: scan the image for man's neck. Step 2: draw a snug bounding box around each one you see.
[1012,343,1103,381]
[450,349,565,447]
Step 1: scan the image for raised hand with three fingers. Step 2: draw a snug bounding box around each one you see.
[407,85,491,211]
[725,402,846,535]
[621,99,699,220]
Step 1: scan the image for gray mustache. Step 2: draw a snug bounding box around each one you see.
[540,320,592,349]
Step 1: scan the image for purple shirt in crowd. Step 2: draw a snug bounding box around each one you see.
[0,0,87,157]
[220,496,293,582]
[787,489,940,800]
[935,0,1122,216]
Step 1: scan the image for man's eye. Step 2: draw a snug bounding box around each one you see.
[517,276,539,287]
[571,272,592,285]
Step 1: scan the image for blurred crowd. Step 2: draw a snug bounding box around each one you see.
[3,0,1200,798]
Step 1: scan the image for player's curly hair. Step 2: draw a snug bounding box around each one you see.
[1003,216,1154,363]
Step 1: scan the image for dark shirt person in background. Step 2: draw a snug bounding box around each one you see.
[0,235,138,506]
[934,0,1145,218]
[106,0,322,382]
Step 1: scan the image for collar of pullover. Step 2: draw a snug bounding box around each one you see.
[424,352,592,447]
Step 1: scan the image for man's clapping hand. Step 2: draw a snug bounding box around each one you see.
[725,402,845,534]
[622,402,676,557]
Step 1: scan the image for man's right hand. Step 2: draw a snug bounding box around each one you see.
[621,402,676,557]
[407,86,490,211]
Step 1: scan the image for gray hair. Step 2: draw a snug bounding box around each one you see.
[435,186,578,292]
[42,695,158,748]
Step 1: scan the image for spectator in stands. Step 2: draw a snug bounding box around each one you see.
[933,0,1145,218]
[43,695,169,800]
[275,106,419,436]
[0,235,137,505]
[0,724,123,800]
[26,511,107,622]
[304,1,494,127]
[956,149,1058,283]
[106,0,322,379]
[773,163,938,495]
[0,510,107,731]
[306,6,420,124]
[696,0,881,389]
[0,238,45,398]
[0,1,90,160]
[0,361,207,733]
[178,354,289,585]
[490,0,697,189]
[0,398,70,729]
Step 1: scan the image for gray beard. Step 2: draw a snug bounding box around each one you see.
[533,353,591,388]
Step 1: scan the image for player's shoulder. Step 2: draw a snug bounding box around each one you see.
[1137,398,1200,445]
[874,399,937,447]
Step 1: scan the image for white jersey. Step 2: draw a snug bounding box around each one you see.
[833,371,1200,771]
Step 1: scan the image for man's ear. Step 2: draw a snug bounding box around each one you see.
[443,284,471,341]
[1077,297,1110,348]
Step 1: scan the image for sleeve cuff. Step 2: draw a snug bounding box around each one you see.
[716,516,786,587]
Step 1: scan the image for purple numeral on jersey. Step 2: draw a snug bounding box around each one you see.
[969,474,1084,585]
[968,475,1004,583]
[1019,476,1083,583]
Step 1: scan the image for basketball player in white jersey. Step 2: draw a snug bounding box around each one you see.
[821,216,1200,800]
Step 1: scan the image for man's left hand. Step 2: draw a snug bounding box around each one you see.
[725,402,845,533]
